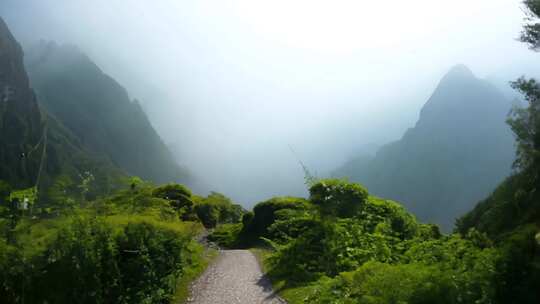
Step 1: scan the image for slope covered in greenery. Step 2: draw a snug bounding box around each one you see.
[333,65,515,230]
[210,178,506,303]
[24,41,192,186]
[0,180,212,303]
[454,3,540,301]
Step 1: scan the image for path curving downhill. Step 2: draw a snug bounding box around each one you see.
[186,250,286,304]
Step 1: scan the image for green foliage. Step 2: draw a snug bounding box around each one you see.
[207,223,243,248]
[455,173,537,238]
[266,213,411,282]
[509,77,540,173]
[245,197,311,242]
[47,174,77,209]
[492,224,540,303]
[152,183,192,201]
[193,192,244,228]
[227,180,508,304]
[152,183,196,220]
[0,215,201,303]
[8,187,37,211]
[520,0,540,50]
[357,196,420,239]
[455,76,540,303]
[242,211,254,227]
[309,179,368,218]
[306,262,455,304]
[0,181,205,303]
[266,211,318,244]
[208,196,312,248]
[449,7,540,303]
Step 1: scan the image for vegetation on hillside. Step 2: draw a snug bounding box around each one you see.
[210,178,506,303]
[0,179,244,303]
[0,181,190,303]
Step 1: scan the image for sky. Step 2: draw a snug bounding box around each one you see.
[1,0,539,205]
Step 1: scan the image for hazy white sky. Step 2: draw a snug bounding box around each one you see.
[1,0,539,204]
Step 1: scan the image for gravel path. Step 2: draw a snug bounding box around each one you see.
[186,250,286,304]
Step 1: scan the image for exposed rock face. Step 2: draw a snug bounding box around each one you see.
[334,65,515,230]
[0,17,43,187]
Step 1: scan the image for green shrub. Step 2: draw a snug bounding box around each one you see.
[152,184,196,220]
[309,179,368,218]
[193,192,244,228]
[207,223,243,248]
[0,180,202,303]
[0,211,202,303]
[357,197,420,239]
[267,213,319,244]
[247,196,310,239]
[267,219,401,280]
[309,262,456,304]
[493,224,540,304]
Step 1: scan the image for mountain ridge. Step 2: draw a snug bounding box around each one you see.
[0,17,44,188]
[333,64,515,229]
[24,40,193,186]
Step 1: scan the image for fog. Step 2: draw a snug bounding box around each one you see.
[2,0,540,206]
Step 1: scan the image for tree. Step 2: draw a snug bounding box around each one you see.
[509,78,540,173]
[504,0,540,177]
[520,0,540,50]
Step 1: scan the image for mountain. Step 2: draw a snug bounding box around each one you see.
[0,17,44,189]
[24,41,192,185]
[0,17,127,206]
[333,65,515,229]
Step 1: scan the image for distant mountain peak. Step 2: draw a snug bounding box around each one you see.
[416,64,510,125]
[441,64,476,82]
[333,62,514,230]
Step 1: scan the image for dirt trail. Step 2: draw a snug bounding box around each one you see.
[186,250,285,304]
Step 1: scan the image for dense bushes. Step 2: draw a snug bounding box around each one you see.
[193,192,244,228]
[212,196,312,248]
[0,215,202,304]
[208,196,311,248]
[245,197,311,239]
[152,183,196,220]
[207,223,244,248]
[0,182,204,304]
[299,234,500,304]
[216,178,508,304]
[309,179,368,218]
[492,224,540,303]
[304,262,456,304]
